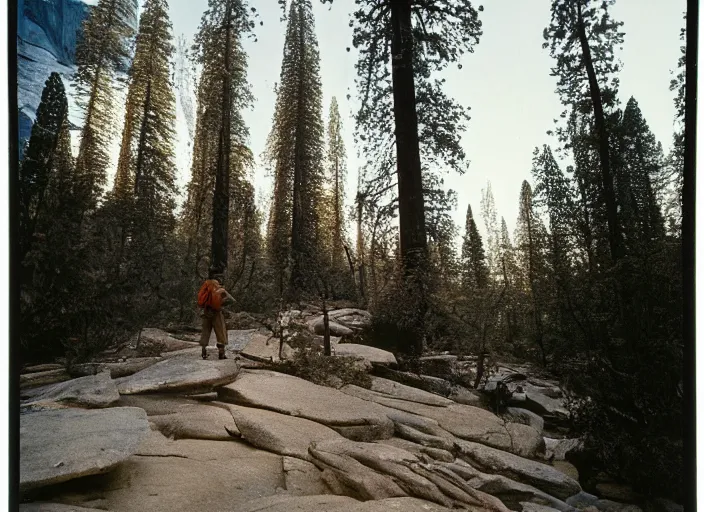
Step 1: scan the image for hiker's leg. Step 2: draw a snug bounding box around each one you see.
[214,311,228,359]
[200,312,214,359]
[214,311,227,346]
[200,314,214,347]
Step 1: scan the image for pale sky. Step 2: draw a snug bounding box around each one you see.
[166,0,685,243]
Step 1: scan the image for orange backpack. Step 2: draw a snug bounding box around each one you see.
[197,280,223,311]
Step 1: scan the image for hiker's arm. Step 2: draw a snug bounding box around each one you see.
[219,288,235,307]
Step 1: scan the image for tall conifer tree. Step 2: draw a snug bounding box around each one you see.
[515,180,547,364]
[74,0,137,214]
[532,145,575,337]
[19,73,78,361]
[544,0,624,263]
[183,0,255,280]
[114,0,177,217]
[313,0,482,355]
[114,0,178,288]
[613,97,666,253]
[355,167,367,301]
[461,204,488,290]
[480,183,500,279]
[265,0,325,297]
[19,73,71,261]
[532,145,574,279]
[323,96,347,273]
[499,216,519,344]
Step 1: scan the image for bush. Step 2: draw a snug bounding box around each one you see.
[565,338,684,501]
[274,349,371,389]
[366,280,423,355]
[135,339,167,358]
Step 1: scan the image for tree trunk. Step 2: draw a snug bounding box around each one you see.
[682,10,696,485]
[242,257,257,292]
[474,351,485,389]
[575,2,621,263]
[390,0,427,356]
[322,298,331,356]
[576,174,595,274]
[333,157,341,269]
[210,0,233,278]
[356,197,366,300]
[370,213,381,302]
[343,244,356,284]
[278,304,285,361]
[501,256,515,344]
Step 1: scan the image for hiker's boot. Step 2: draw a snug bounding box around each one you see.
[201,346,208,360]
[217,343,227,360]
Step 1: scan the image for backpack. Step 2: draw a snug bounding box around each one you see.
[197,280,223,311]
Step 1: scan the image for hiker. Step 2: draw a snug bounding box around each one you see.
[198,276,234,360]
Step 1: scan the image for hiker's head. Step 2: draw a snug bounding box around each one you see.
[208,267,225,284]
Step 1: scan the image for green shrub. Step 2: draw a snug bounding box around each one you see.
[135,339,167,358]
[274,349,371,389]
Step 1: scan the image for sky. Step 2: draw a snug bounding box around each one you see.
[166,0,686,242]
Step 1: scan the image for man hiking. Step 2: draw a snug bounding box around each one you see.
[197,275,234,360]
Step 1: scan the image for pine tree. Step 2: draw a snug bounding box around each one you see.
[265,0,325,297]
[182,0,255,280]
[355,167,367,301]
[181,90,216,278]
[499,216,518,344]
[220,163,261,310]
[19,73,71,261]
[544,0,624,263]
[449,205,504,381]
[515,180,548,365]
[208,0,233,277]
[427,217,458,293]
[461,204,488,290]
[114,0,178,293]
[480,182,500,279]
[425,179,459,294]
[20,75,77,267]
[19,73,78,361]
[323,96,347,275]
[613,97,666,254]
[531,145,578,353]
[318,96,356,298]
[325,0,483,355]
[74,0,137,214]
[61,0,179,355]
[567,109,609,272]
[114,0,177,221]
[532,145,574,280]
[499,218,516,278]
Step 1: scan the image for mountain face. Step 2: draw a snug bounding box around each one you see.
[16,0,139,156]
[18,0,89,65]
